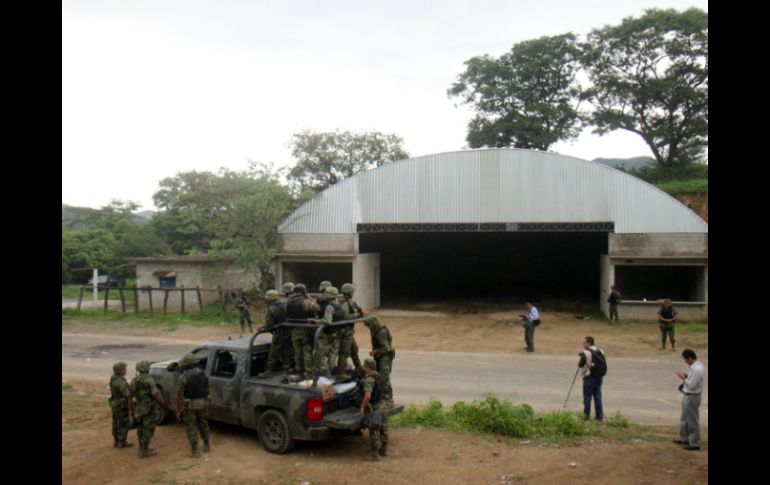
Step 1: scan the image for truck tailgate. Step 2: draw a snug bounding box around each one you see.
[322,404,405,431]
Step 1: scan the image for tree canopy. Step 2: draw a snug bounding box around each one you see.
[448,34,584,150]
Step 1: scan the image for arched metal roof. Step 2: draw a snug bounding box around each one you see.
[279,148,707,234]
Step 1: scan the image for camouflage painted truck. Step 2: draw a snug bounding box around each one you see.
[149,321,403,454]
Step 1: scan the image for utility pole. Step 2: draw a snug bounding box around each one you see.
[93,268,98,309]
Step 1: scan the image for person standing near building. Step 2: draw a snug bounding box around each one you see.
[130,360,167,458]
[521,301,540,353]
[674,349,705,451]
[109,361,134,449]
[176,353,211,457]
[236,290,253,336]
[607,285,621,323]
[359,358,390,461]
[658,299,678,351]
[578,336,606,422]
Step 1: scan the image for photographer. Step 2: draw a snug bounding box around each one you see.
[520,301,540,353]
[674,349,704,451]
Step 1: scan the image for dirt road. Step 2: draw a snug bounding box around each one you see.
[62,331,707,426]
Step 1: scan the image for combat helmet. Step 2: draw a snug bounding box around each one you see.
[323,286,340,300]
[113,361,128,374]
[136,360,151,373]
[282,282,295,294]
[294,283,307,294]
[266,289,280,302]
[319,280,332,292]
[340,283,355,294]
[180,353,197,369]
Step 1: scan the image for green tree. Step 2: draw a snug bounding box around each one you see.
[287,130,409,193]
[582,8,708,167]
[61,229,119,283]
[448,34,584,150]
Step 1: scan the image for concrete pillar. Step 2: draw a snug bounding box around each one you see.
[599,254,612,318]
[353,253,380,311]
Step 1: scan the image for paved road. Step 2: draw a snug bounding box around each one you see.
[62,331,707,426]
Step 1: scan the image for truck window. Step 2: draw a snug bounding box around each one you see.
[249,351,269,376]
[212,350,238,378]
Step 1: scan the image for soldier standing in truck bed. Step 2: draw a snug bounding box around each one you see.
[338,282,364,375]
[287,283,321,379]
[257,290,292,377]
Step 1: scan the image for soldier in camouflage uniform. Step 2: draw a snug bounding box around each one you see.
[338,283,363,374]
[257,290,292,377]
[364,315,395,403]
[309,286,344,377]
[109,361,134,449]
[236,290,253,336]
[175,354,211,457]
[282,282,295,299]
[359,358,390,461]
[287,283,321,379]
[281,282,296,368]
[130,360,167,458]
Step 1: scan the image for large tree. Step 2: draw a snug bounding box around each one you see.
[287,129,409,194]
[582,8,708,167]
[448,34,584,150]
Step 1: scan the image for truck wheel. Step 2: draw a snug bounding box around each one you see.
[258,409,295,454]
[155,391,174,426]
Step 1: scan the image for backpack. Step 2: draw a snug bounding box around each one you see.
[588,349,607,377]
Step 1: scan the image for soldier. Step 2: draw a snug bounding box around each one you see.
[130,360,167,458]
[607,285,622,323]
[257,290,292,377]
[236,290,253,336]
[309,286,344,378]
[658,299,678,351]
[287,283,321,379]
[282,282,295,299]
[175,354,211,457]
[359,358,390,461]
[364,315,395,403]
[108,361,134,449]
[338,282,364,374]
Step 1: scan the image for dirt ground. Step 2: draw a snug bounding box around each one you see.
[62,304,708,483]
[62,377,707,485]
[63,303,709,360]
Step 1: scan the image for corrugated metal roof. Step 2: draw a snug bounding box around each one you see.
[279,148,707,234]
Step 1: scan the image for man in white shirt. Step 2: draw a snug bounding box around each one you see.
[522,302,540,353]
[674,349,705,451]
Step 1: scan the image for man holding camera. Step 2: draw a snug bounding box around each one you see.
[674,349,705,451]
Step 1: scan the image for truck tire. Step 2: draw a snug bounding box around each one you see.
[155,390,174,426]
[258,409,296,454]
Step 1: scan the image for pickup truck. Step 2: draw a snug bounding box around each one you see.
[148,322,403,454]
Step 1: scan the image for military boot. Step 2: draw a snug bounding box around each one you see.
[113,437,119,448]
[190,442,198,457]
[364,450,381,461]
[379,442,388,456]
[138,444,157,458]
[117,439,133,449]
[257,369,274,378]
[203,440,210,453]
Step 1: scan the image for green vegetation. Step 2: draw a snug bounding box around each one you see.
[62,382,74,392]
[61,303,256,329]
[392,395,656,443]
[655,179,708,196]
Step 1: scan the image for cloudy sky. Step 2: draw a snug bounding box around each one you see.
[62,0,708,210]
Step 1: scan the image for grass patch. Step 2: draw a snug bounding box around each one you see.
[392,395,656,443]
[655,179,708,196]
[61,303,251,329]
[62,382,74,392]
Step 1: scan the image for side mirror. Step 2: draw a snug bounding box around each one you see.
[166,362,179,371]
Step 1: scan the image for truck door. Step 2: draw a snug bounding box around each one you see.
[208,349,242,425]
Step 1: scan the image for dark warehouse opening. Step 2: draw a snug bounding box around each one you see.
[359,231,608,306]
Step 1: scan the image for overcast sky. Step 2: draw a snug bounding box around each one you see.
[62,0,708,211]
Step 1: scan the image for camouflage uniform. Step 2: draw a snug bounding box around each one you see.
[176,354,211,456]
[287,286,321,377]
[361,359,389,460]
[236,293,253,334]
[109,362,133,448]
[130,361,162,457]
[262,290,292,374]
[365,316,395,402]
[315,287,344,376]
[658,301,678,350]
[338,284,363,372]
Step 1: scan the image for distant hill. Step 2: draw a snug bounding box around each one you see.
[62,204,155,230]
[593,156,655,171]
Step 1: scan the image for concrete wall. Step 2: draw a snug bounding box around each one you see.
[615,301,707,321]
[353,253,380,311]
[277,234,356,254]
[599,254,611,317]
[610,233,707,258]
[135,261,256,312]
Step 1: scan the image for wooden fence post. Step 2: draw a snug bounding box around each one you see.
[148,289,154,315]
[77,286,84,311]
[163,290,170,316]
[118,286,126,313]
[133,285,139,314]
[103,286,110,315]
[196,286,203,312]
[180,286,186,313]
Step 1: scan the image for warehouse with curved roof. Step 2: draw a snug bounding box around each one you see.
[276,148,707,319]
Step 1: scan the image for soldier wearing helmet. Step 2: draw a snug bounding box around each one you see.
[235,290,253,337]
[257,290,292,378]
[175,353,211,457]
[359,358,390,461]
[364,316,395,403]
[308,286,344,377]
[108,362,134,449]
[130,360,167,458]
[287,283,322,379]
[282,282,295,298]
[337,283,364,373]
